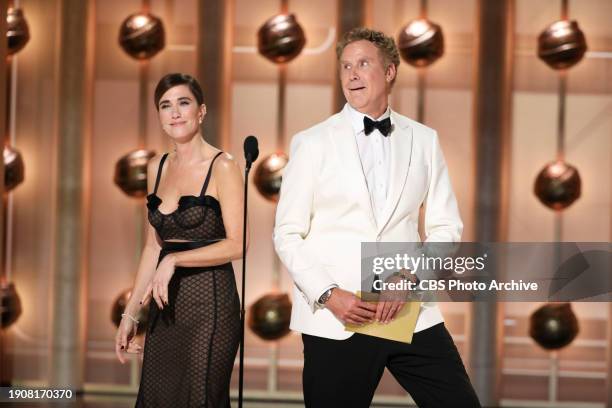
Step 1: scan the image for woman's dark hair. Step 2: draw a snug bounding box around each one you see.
[153,73,204,110]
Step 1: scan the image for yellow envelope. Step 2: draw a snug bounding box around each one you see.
[344,291,421,344]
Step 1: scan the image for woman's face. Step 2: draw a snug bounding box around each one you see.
[157,84,206,141]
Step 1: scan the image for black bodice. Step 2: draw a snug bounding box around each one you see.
[146,152,226,242]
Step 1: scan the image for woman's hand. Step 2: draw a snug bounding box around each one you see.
[115,317,142,364]
[141,255,176,309]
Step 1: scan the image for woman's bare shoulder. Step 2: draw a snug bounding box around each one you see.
[147,152,169,170]
[213,152,240,175]
[146,153,169,192]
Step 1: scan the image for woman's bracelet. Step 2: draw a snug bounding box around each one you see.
[121,312,140,325]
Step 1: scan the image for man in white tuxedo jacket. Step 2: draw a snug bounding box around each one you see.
[274,28,480,408]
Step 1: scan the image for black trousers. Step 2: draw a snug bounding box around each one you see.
[302,323,481,408]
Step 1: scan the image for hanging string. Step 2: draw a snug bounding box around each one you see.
[420,0,428,19]
[272,0,290,291]
[138,61,149,149]
[556,72,566,161]
[557,0,569,161]
[560,0,568,20]
[137,0,152,148]
[416,0,429,123]
[270,65,286,295]
[555,2,568,201]
[554,0,568,292]
[276,66,286,152]
[417,69,426,124]
[551,3,570,401]
[135,0,151,277]
[267,1,290,396]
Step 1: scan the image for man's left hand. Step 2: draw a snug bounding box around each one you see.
[375,270,415,323]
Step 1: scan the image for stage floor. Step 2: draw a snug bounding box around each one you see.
[0,395,422,407]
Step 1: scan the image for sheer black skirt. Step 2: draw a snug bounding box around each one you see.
[136,241,240,408]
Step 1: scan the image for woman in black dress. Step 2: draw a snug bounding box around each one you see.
[114,73,244,407]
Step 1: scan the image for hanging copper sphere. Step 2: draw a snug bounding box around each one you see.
[7,7,30,56]
[253,152,288,202]
[258,14,306,63]
[538,20,587,70]
[111,288,149,336]
[534,160,581,210]
[397,18,444,68]
[1,279,22,329]
[529,303,579,350]
[118,12,166,60]
[114,149,156,198]
[248,292,292,341]
[4,145,25,192]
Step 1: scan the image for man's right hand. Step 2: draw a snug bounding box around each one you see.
[324,288,376,325]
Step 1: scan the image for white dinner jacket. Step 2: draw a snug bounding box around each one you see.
[273,104,463,340]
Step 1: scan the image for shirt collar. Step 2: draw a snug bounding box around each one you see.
[346,103,391,135]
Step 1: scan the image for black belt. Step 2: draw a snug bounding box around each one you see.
[161,239,222,251]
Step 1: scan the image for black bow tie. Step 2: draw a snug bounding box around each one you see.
[363,116,392,136]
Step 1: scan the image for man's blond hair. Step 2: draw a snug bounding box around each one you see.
[336,27,400,86]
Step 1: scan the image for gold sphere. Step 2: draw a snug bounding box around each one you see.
[7,8,30,56]
[248,292,292,341]
[118,12,165,60]
[114,149,156,198]
[1,279,22,329]
[538,20,587,70]
[253,152,289,202]
[4,145,25,192]
[529,303,579,350]
[258,14,306,63]
[111,288,149,335]
[534,160,581,210]
[397,18,444,68]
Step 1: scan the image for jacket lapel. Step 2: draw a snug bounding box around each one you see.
[329,106,378,230]
[377,110,413,234]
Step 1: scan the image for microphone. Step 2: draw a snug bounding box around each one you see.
[239,135,259,408]
[243,135,259,171]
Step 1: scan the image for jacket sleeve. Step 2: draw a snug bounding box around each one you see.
[414,131,463,282]
[273,132,336,310]
[423,131,463,243]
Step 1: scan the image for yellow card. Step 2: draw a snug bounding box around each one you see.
[344,291,421,344]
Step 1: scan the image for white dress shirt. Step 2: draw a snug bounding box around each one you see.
[346,103,392,224]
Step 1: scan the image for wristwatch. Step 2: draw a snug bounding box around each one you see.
[393,269,418,284]
[317,287,336,306]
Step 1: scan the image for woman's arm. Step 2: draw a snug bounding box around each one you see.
[123,155,164,315]
[115,156,163,362]
[123,224,162,316]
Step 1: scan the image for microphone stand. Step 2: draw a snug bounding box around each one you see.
[238,159,252,408]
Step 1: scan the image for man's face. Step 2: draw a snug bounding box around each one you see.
[339,40,396,117]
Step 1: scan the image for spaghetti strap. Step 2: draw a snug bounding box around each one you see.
[153,153,169,194]
[200,152,224,196]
